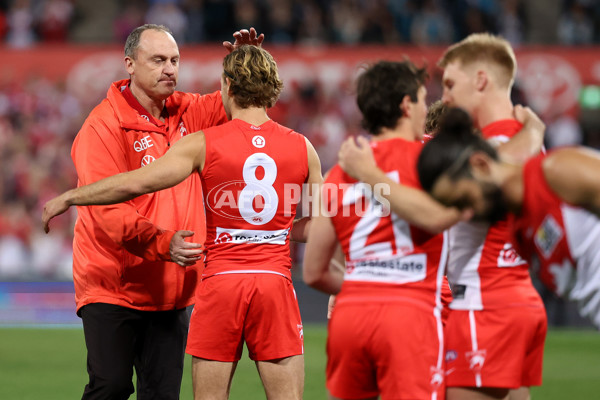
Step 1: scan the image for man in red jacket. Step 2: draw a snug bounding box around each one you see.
[62,24,262,400]
[44,44,322,400]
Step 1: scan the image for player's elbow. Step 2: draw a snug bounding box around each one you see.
[303,257,329,289]
[302,265,321,288]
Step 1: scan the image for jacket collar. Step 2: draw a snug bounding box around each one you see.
[107,79,192,133]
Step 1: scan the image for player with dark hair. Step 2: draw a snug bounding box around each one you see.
[337,32,547,400]
[304,60,458,399]
[418,107,600,330]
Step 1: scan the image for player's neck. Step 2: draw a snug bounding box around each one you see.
[374,122,415,142]
[231,106,270,126]
[476,93,514,129]
[498,162,524,214]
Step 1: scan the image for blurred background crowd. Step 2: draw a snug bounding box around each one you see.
[1,0,600,47]
[0,0,599,311]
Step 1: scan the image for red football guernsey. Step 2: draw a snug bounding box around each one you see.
[326,137,448,310]
[514,153,600,326]
[447,119,540,310]
[200,119,309,279]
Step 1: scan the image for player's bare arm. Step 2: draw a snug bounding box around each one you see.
[326,245,345,319]
[496,105,545,163]
[338,136,470,233]
[223,27,264,53]
[303,209,344,295]
[43,131,207,233]
[542,147,600,217]
[290,138,323,242]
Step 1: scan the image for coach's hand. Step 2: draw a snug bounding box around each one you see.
[223,27,264,53]
[170,230,204,267]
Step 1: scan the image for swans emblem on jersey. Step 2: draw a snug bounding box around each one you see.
[252,135,265,148]
[466,350,486,372]
[179,121,187,137]
[214,232,233,244]
[430,367,444,388]
[141,155,155,167]
[534,215,563,259]
[497,243,526,267]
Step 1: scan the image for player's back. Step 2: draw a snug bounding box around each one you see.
[326,137,447,309]
[516,152,600,327]
[200,118,309,278]
[447,119,541,310]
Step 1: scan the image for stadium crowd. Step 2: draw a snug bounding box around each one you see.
[0,0,599,47]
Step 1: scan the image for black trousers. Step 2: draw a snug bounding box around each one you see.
[79,303,189,400]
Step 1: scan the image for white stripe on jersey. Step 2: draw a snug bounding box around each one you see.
[447,222,488,310]
[211,270,289,278]
[431,230,448,400]
[468,310,483,387]
[562,205,600,328]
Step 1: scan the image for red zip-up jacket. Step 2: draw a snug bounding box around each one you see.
[71,79,227,313]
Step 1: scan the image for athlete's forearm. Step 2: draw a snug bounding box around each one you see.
[361,166,463,234]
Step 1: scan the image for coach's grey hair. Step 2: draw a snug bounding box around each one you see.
[124,24,174,59]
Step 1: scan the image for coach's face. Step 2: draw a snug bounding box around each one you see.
[126,29,179,101]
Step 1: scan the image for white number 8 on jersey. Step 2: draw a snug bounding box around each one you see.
[239,153,279,225]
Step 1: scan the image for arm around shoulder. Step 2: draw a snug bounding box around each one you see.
[543,147,600,217]
[497,105,545,163]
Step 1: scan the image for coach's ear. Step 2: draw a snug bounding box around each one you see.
[469,151,493,179]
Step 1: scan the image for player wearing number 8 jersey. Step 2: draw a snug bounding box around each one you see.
[42,45,322,400]
[304,61,466,400]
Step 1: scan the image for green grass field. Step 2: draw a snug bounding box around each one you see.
[0,326,598,399]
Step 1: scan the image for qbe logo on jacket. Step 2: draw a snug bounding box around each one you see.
[134,135,154,152]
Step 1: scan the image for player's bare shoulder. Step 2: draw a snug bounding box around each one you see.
[543,147,600,208]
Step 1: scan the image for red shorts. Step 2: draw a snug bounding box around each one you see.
[326,300,445,400]
[186,273,304,362]
[444,306,547,388]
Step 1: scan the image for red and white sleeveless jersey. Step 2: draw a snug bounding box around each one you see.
[514,153,600,327]
[200,119,309,279]
[447,120,540,310]
[326,137,448,309]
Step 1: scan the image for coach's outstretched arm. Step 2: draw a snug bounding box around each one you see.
[42,131,207,233]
